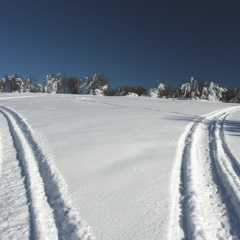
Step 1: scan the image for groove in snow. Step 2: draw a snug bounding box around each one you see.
[171,106,240,240]
[0,106,95,240]
[0,114,30,239]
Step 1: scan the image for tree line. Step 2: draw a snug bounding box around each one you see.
[0,73,239,103]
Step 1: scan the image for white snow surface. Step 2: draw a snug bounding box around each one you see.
[0,93,240,239]
[126,92,139,97]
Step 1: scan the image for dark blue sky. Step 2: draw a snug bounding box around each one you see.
[1,0,239,88]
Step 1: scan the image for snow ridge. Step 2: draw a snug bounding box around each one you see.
[0,113,30,238]
[174,106,240,239]
[211,111,240,219]
[0,106,94,240]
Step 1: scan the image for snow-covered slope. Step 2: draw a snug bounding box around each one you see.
[0,93,239,239]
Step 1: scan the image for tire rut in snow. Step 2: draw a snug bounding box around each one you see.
[210,111,240,219]
[0,114,30,239]
[0,106,94,240]
[179,106,240,240]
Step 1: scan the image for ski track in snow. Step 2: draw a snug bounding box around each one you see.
[0,106,94,240]
[171,106,240,240]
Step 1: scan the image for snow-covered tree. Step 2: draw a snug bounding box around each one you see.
[208,82,226,101]
[115,87,126,96]
[200,82,227,101]
[161,81,175,98]
[94,85,108,96]
[44,73,65,93]
[14,77,24,92]
[181,77,200,99]
[44,74,57,93]
[158,83,166,97]
[181,82,191,98]
[200,87,209,100]
[180,78,226,101]
[146,82,169,98]
[21,78,34,92]
[146,87,159,98]
[0,77,7,92]
[84,74,109,95]
[35,84,43,93]
[4,74,24,92]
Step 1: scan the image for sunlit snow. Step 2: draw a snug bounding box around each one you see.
[0,93,240,239]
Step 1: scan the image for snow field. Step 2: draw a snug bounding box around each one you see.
[0,94,240,239]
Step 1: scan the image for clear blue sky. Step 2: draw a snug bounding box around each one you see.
[1,0,239,89]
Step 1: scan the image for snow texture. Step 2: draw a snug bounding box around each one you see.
[0,105,94,239]
[0,93,240,239]
[171,106,240,239]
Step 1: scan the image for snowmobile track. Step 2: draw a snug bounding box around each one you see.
[0,106,93,240]
[179,106,240,239]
